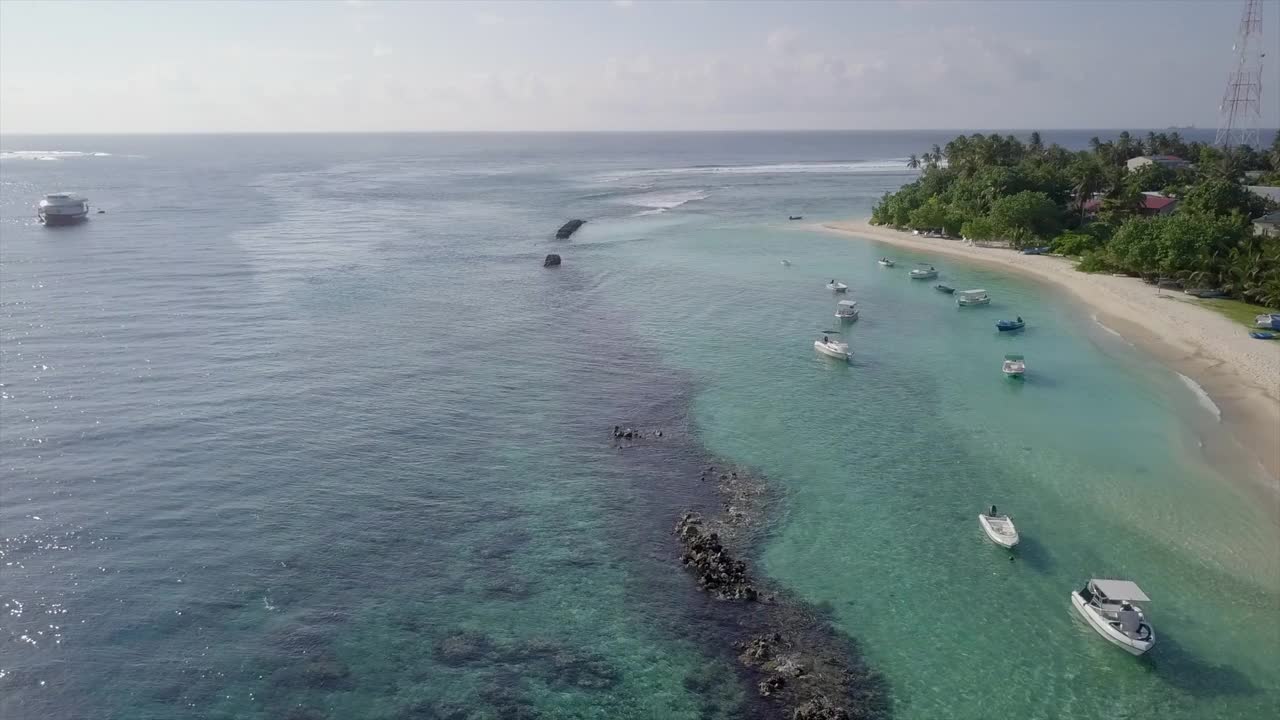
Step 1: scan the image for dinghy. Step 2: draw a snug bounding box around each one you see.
[935,284,955,294]
[1002,354,1025,378]
[814,332,851,361]
[827,280,848,292]
[877,258,896,268]
[996,317,1025,332]
[978,505,1019,548]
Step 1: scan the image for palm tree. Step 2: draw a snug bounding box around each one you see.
[1117,131,1135,160]
[1068,157,1105,220]
[906,154,920,170]
[1028,131,1043,154]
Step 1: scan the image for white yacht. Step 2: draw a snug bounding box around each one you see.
[909,265,938,280]
[38,193,90,225]
[1071,579,1155,656]
[814,334,851,361]
[978,505,1019,548]
[827,280,848,293]
[834,300,859,321]
[956,289,991,306]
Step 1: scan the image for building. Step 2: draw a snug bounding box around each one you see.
[1246,185,1280,204]
[1255,211,1280,237]
[1081,192,1178,217]
[1126,155,1193,172]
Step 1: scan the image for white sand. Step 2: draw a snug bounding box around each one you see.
[822,219,1280,487]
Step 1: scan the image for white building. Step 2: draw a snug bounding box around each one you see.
[1126,155,1193,172]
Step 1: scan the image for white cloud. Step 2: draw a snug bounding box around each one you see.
[613,0,635,7]
[373,43,393,58]
[475,11,503,26]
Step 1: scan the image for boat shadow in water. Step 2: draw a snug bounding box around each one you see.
[1144,629,1259,699]
[1010,534,1054,574]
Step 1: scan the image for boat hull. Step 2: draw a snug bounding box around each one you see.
[910,272,938,280]
[38,210,88,226]
[834,312,859,321]
[1070,592,1155,656]
[978,514,1019,548]
[827,284,848,292]
[814,342,850,361]
[958,298,991,306]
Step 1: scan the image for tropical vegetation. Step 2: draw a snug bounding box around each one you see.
[870,131,1280,307]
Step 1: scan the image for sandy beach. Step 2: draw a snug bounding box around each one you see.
[822,219,1280,489]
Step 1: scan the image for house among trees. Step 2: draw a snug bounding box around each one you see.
[1083,192,1178,217]
[1126,155,1192,172]
[1255,211,1280,238]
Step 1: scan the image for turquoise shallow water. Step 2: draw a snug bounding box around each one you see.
[2,132,1277,719]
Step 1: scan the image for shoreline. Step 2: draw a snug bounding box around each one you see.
[819,219,1280,494]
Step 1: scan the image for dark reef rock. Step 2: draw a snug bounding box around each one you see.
[792,696,851,720]
[543,253,562,267]
[611,424,666,446]
[555,219,586,239]
[674,512,757,601]
[760,676,787,697]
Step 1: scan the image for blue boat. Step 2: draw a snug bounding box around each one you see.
[1249,331,1276,340]
[996,317,1025,332]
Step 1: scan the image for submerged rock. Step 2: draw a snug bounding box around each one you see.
[555,219,586,239]
[543,253,562,267]
[433,630,496,666]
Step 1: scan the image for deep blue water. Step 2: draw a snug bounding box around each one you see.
[2,130,1276,720]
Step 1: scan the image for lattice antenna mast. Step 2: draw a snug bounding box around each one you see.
[1215,0,1264,149]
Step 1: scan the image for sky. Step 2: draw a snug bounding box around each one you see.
[1,0,1278,133]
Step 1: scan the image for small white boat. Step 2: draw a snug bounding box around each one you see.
[978,506,1019,548]
[878,258,896,268]
[814,334,851,361]
[781,260,791,266]
[827,280,848,293]
[1071,579,1155,656]
[1002,354,1025,378]
[1255,314,1280,329]
[909,265,938,280]
[956,289,991,306]
[834,299,859,321]
[38,192,90,225]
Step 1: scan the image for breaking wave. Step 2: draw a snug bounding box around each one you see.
[597,159,913,182]
[622,189,710,215]
[0,150,117,161]
[1177,372,1222,421]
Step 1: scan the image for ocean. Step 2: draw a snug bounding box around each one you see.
[1,131,1277,719]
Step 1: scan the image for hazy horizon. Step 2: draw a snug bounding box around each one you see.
[2,0,1278,134]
